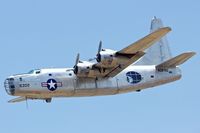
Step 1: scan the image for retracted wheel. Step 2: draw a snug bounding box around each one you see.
[45,98,52,103]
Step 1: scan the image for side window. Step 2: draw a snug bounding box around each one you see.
[35,70,41,74]
[66,69,73,76]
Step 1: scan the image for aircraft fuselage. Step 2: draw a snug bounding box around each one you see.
[4,65,181,99]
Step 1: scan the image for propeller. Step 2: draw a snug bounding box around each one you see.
[96,41,102,62]
[97,41,102,55]
[88,41,102,62]
[75,53,80,66]
[73,53,80,74]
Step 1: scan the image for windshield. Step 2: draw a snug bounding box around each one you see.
[27,69,40,74]
[28,70,34,74]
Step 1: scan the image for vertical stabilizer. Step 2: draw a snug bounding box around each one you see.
[135,17,172,65]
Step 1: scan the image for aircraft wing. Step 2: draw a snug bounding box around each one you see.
[8,96,26,103]
[75,27,171,78]
[103,51,145,77]
[117,27,171,54]
[97,27,171,77]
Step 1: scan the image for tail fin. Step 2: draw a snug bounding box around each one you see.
[156,52,196,70]
[135,17,172,65]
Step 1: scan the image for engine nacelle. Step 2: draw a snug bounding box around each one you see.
[97,49,117,68]
[74,61,94,76]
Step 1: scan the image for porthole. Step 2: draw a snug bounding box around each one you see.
[35,70,41,74]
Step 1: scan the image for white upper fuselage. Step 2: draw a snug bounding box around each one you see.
[4,65,181,99]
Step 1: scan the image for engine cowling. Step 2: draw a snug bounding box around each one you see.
[96,49,117,68]
[74,61,93,76]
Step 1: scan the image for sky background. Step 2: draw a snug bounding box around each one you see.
[0,0,199,133]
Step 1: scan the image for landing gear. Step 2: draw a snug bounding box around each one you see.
[45,98,52,103]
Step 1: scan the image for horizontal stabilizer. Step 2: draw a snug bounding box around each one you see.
[8,96,26,103]
[156,52,196,70]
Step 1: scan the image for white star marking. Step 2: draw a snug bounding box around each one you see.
[48,80,56,89]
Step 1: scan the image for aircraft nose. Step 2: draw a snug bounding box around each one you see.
[4,78,15,95]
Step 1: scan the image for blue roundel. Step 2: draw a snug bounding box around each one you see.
[47,79,57,91]
[126,71,142,84]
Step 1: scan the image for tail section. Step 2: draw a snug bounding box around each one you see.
[135,17,172,65]
[156,52,196,70]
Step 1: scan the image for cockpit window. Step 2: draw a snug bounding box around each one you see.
[28,70,34,74]
[27,69,41,74]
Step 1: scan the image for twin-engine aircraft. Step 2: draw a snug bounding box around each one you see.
[4,17,195,103]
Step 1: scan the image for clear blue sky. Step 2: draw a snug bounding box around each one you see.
[0,0,199,133]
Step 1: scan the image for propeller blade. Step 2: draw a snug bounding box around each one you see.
[96,41,102,62]
[75,53,80,66]
[74,53,80,74]
[98,41,102,54]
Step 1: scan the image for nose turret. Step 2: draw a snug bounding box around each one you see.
[4,77,15,95]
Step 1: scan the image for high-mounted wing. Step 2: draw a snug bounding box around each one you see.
[101,27,171,77]
[117,27,171,54]
[8,96,26,103]
[75,27,171,78]
[104,51,145,77]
